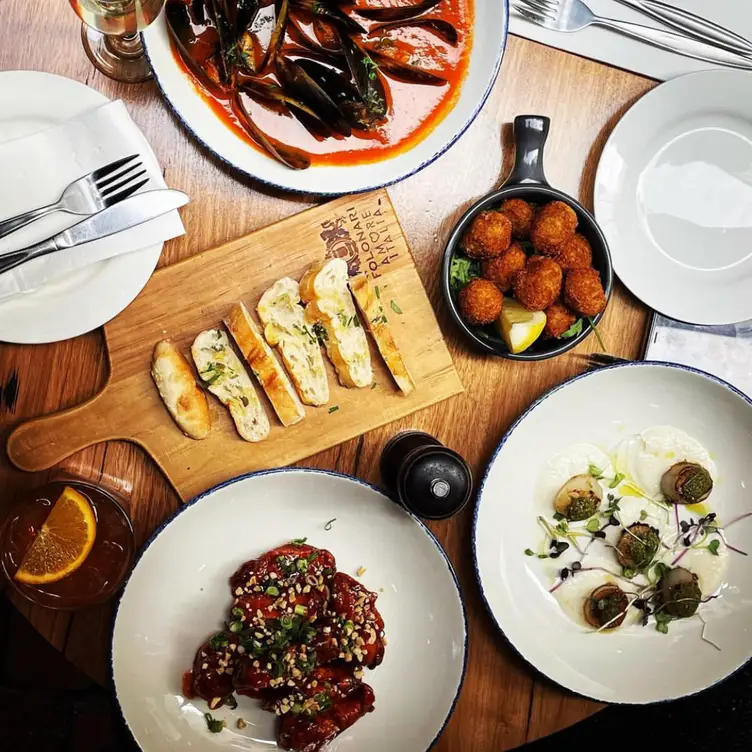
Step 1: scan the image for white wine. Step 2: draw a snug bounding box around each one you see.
[69,0,165,36]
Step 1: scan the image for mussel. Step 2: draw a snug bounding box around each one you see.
[364,45,446,85]
[355,0,443,22]
[339,33,388,124]
[236,71,325,121]
[166,1,229,98]
[287,15,343,56]
[276,56,352,136]
[231,91,311,169]
[368,17,459,46]
[291,0,366,33]
[258,0,290,71]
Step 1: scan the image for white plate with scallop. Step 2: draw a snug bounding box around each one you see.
[594,69,752,325]
[113,469,467,750]
[474,362,752,704]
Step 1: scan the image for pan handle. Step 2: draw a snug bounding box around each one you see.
[505,115,551,186]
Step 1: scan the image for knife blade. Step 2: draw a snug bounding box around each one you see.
[0,189,189,276]
[57,189,190,249]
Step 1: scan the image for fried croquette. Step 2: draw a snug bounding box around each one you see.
[499,198,534,239]
[461,211,512,259]
[513,256,563,311]
[556,233,592,271]
[564,268,607,317]
[544,301,578,339]
[481,241,527,292]
[458,278,504,325]
[531,201,578,254]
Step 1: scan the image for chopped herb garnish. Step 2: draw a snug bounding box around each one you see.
[229,621,243,634]
[363,55,379,80]
[609,472,625,489]
[588,464,604,480]
[622,568,635,579]
[209,632,229,650]
[292,537,308,546]
[296,558,309,572]
[390,300,403,314]
[328,406,339,414]
[307,551,319,562]
[524,548,535,556]
[370,382,377,389]
[231,607,244,618]
[375,285,381,299]
[205,713,225,733]
[280,614,294,630]
[312,322,328,343]
[324,518,337,531]
[294,604,308,616]
[266,585,280,596]
[537,553,549,559]
[640,510,648,521]
[449,255,480,291]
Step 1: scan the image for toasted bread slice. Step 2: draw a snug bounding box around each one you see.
[299,259,373,389]
[151,340,211,440]
[225,302,305,427]
[257,278,329,407]
[349,274,415,395]
[191,329,270,443]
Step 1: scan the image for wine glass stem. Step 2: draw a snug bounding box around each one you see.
[106,32,145,61]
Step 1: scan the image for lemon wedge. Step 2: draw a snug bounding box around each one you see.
[497,299,547,354]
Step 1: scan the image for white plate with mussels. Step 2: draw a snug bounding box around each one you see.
[474,362,752,704]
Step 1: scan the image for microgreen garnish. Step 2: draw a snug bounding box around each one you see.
[559,318,583,339]
[205,713,225,733]
[449,256,480,291]
[708,539,721,556]
[553,512,565,521]
[586,518,600,533]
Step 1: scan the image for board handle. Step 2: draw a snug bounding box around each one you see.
[7,388,124,473]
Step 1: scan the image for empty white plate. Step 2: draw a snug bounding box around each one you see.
[0,71,163,344]
[113,469,467,751]
[595,70,752,325]
[474,362,752,704]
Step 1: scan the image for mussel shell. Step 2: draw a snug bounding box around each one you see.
[355,0,443,22]
[276,56,352,136]
[364,45,446,86]
[287,14,344,56]
[291,0,366,34]
[257,0,290,71]
[166,2,229,99]
[339,33,388,122]
[231,91,311,169]
[236,72,326,122]
[368,17,459,46]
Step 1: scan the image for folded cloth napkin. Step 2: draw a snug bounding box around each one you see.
[0,99,184,300]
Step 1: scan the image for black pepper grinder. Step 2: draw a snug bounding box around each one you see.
[380,431,473,520]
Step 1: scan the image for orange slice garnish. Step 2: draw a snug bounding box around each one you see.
[15,486,97,585]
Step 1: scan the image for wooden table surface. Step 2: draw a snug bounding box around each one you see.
[0,2,655,748]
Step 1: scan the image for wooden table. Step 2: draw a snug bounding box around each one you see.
[0,2,655,748]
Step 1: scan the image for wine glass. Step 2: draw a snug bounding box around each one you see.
[69,0,166,84]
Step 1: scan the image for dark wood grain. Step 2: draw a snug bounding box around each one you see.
[0,2,655,748]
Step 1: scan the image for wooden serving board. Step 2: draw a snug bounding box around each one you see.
[7,191,463,500]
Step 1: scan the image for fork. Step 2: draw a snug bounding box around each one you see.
[514,0,752,69]
[0,154,148,241]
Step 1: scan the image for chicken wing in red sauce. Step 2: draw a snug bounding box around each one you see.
[184,541,384,752]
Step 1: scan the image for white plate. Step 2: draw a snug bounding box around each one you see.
[594,70,752,326]
[0,71,162,344]
[113,469,467,751]
[142,2,508,195]
[474,362,752,704]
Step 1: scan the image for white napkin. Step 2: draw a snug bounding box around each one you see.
[0,100,184,300]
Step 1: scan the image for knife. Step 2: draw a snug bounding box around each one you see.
[0,189,190,276]
[616,0,752,58]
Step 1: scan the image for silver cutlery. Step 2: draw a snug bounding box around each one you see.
[514,0,752,69]
[0,189,189,276]
[0,154,148,241]
[586,352,631,370]
[616,0,752,58]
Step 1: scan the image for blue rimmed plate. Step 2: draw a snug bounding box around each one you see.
[474,362,752,704]
[141,1,508,195]
[113,469,467,750]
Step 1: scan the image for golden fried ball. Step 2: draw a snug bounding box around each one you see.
[461,211,512,259]
[544,301,578,339]
[458,278,504,325]
[499,198,535,239]
[481,241,527,292]
[564,268,607,317]
[531,201,578,255]
[556,233,592,271]
[513,256,563,312]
